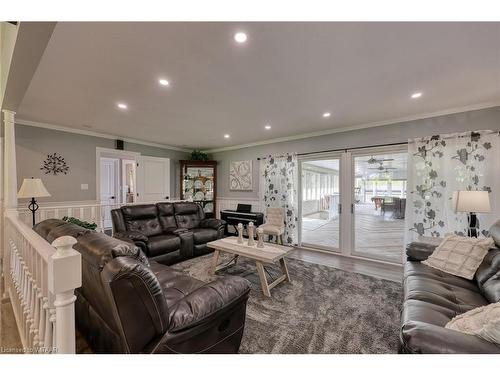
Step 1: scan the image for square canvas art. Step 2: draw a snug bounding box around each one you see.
[229,160,253,190]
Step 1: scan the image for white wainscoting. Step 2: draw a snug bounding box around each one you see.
[18,198,182,233]
[18,197,265,231]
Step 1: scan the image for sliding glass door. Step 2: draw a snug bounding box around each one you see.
[299,156,341,251]
[351,149,407,263]
[298,146,407,264]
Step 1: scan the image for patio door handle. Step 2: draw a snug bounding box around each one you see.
[338,204,342,214]
[351,203,354,214]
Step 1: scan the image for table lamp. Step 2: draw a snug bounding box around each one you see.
[453,190,491,237]
[17,177,51,227]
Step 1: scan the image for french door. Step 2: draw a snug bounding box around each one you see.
[298,153,343,252]
[298,145,408,264]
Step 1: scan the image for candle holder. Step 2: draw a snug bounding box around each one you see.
[257,228,264,248]
[237,223,244,244]
[247,222,255,246]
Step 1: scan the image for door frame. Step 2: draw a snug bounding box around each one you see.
[95,147,140,204]
[298,151,345,252]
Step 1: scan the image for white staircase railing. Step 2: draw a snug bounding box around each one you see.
[4,210,81,354]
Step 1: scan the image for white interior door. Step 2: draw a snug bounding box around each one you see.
[100,157,119,228]
[137,156,171,202]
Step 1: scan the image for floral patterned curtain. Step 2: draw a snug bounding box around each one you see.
[405,130,500,243]
[261,153,298,245]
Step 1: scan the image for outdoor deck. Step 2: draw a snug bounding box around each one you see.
[301,203,405,264]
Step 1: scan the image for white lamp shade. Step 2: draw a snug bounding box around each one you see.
[17,178,51,198]
[453,190,491,213]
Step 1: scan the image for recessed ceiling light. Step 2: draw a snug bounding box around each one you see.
[234,32,248,44]
[323,112,331,118]
[265,124,271,130]
[117,103,128,110]
[411,92,422,99]
[224,134,230,139]
[159,79,169,86]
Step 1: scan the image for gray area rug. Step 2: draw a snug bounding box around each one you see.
[172,253,403,354]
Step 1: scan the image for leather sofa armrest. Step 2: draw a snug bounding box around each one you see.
[200,218,226,230]
[164,227,189,235]
[168,276,250,333]
[405,242,437,262]
[401,322,500,354]
[114,231,149,243]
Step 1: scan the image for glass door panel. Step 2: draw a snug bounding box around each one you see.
[352,151,407,263]
[300,158,341,251]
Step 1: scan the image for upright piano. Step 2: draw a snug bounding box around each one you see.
[220,204,264,235]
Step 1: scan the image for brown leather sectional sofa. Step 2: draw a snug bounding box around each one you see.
[111,202,225,265]
[34,218,251,354]
[400,220,500,353]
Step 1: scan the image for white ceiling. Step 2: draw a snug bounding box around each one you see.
[17,22,500,150]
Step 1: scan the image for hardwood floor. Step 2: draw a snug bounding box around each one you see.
[290,247,403,283]
[301,203,405,264]
[0,298,22,352]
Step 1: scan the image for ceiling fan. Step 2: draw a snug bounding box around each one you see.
[368,165,397,171]
[367,156,395,164]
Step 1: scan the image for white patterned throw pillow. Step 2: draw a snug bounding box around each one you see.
[445,302,500,344]
[422,234,494,280]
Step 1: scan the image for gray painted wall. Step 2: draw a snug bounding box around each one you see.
[212,106,500,199]
[15,124,190,203]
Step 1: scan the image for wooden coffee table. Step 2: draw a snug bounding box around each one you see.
[207,237,292,297]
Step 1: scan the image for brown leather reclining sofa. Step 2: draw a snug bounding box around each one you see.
[400,220,500,353]
[111,202,225,265]
[34,218,251,354]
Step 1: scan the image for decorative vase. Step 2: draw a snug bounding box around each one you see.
[257,228,264,248]
[247,222,255,246]
[237,223,244,244]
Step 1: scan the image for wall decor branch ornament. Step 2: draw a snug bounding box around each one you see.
[41,153,69,175]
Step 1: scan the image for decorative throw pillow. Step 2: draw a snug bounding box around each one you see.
[422,234,494,280]
[445,302,500,344]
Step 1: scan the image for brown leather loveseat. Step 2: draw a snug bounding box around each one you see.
[400,220,500,353]
[111,202,225,265]
[34,218,251,354]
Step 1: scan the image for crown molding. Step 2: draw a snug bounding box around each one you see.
[204,102,500,153]
[15,118,191,153]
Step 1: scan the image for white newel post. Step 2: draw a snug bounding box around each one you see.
[2,109,18,299]
[3,110,18,210]
[48,236,81,354]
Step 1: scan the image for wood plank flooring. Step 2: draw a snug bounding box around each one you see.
[301,203,405,264]
[290,248,403,283]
